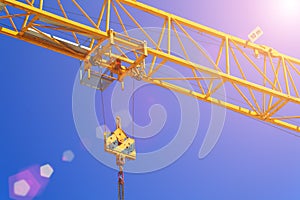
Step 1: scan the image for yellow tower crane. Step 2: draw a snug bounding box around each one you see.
[1,0,299,132]
[1,0,300,198]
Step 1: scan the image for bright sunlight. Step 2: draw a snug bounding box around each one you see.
[280,0,300,16]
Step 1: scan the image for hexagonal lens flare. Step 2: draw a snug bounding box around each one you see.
[62,150,75,162]
[40,164,54,178]
[13,179,30,197]
[9,164,53,199]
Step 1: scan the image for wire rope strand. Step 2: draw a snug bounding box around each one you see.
[100,89,107,132]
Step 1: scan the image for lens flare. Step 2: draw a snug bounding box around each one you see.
[279,0,299,16]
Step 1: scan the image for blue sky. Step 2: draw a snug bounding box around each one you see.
[1,0,300,199]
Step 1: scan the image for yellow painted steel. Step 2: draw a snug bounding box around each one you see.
[104,120,136,160]
[1,0,300,132]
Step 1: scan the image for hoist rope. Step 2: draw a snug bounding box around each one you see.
[100,89,107,133]
[132,79,135,139]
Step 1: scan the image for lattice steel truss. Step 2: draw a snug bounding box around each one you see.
[1,0,300,132]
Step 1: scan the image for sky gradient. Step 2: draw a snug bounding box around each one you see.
[1,0,300,199]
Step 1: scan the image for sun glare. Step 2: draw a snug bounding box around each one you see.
[281,0,299,16]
